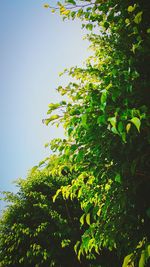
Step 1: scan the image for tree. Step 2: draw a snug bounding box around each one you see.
[0,156,88,267]
[44,0,150,266]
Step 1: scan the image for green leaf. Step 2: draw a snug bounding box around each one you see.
[76,150,84,162]
[128,5,136,13]
[51,9,56,13]
[48,103,60,110]
[45,115,60,125]
[139,251,146,267]
[52,189,61,202]
[38,160,45,167]
[43,4,50,8]
[80,214,85,226]
[106,83,112,90]
[134,12,143,24]
[61,239,71,248]
[126,123,131,133]
[111,126,119,135]
[125,18,130,25]
[130,117,141,132]
[115,173,122,183]
[108,117,116,128]
[77,8,83,18]
[81,114,88,128]
[118,121,124,133]
[103,21,109,29]
[74,241,80,254]
[100,90,107,110]
[97,115,105,125]
[105,183,111,191]
[147,28,150,34]
[147,245,150,257]
[86,213,91,225]
[122,254,134,267]
[71,11,76,19]
[67,0,76,5]
[68,127,74,136]
[86,24,93,31]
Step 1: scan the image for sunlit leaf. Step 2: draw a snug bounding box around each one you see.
[86,213,91,226]
[130,117,141,132]
[134,12,143,24]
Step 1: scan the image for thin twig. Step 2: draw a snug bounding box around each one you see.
[48,2,95,11]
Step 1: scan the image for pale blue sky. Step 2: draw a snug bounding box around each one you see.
[0,0,90,208]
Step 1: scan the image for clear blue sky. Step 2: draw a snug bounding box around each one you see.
[0,0,90,207]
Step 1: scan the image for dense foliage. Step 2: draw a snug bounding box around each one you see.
[0,157,86,267]
[1,0,150,266]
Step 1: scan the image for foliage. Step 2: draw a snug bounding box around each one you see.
[0,0,150,266]
[43,0,150,266]
[0,156,87,267]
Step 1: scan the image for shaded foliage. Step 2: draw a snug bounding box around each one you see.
[0,157,85,267]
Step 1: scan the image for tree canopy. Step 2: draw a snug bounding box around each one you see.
[0,156,85,267]
[0,0,150,266]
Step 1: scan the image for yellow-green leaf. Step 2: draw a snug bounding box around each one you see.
[139,251,146,267]
[105,183,111,191]
[45,115,60,125]
[125,18,130,25]
[128,5,136,13]
[122,253,134,267]
[52,189,61,202]
[134,12,143,24]
[62,9,70,16]
[86,213,90,225]
[43,4,50,8]
[106,83,112,90]
[108,117,116,128]
[74,241,80,254]
[80,214,85,226]
[147,28,150,34]
[130,117,141,132]
[126,123,131,133]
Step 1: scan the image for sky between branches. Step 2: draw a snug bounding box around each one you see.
[0,0,90,211]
